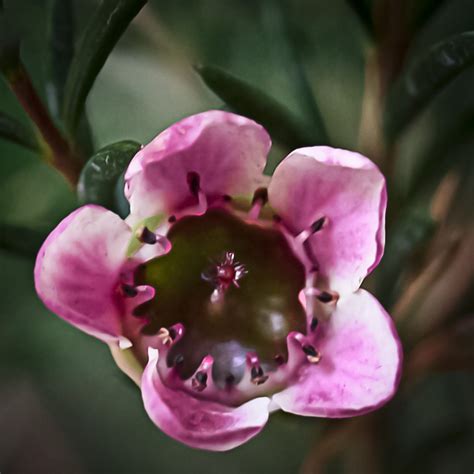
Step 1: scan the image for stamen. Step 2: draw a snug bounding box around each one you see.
[222,194,232,202]
[158,327,174,346]
[136,226,157,244]
[168,215,176,223]
[302,344,321,364]
[247,353,269,385]
[135,225,171,251]
[192,371,208,391]
[317,290,339,304]
[305,288,339,304]
[120,284,138,298]
[248,187,268,220]
[310,317,319,331]
[250,365,269,385]
[191,355,213,392]
[296,216,328,244]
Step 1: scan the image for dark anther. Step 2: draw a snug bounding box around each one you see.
[222,194,232,202]
[302,344,321,363]
[272,214,282,223]
[274,354,285,365]
[310,317,319,331]
[192,371,208,391]
[168,215,176,223]
[251,365,269,385]
[302,344,318,357]
[187,171,201,196]
[168,327,177,340]
[137,226,157,244]
[173,354,184,367]
[121,284,138,298]
[252,187,268,205]
[310,264,319,273]
[310,217,326,234]
[317,291,334,303]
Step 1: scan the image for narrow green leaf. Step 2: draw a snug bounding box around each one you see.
[62,0,147,134]
[0,111,39,151]
[376,207,436,307]
[384,31,474,143]
[46,0,75,117]
[77,140,141,215]
[261,0,328,141]
[195,64,321,150]
[0,223,47,258]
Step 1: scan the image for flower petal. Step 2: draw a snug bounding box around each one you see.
[268,147,386,293]
[142,348,271,451]
[272,290,402,417]
[125,111,271,218]
[34,205,132,343]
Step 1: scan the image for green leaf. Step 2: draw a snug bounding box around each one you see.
[0,111,39,151]
[0,222,47,258]
[384,31,474,143]
[77,140,141,215]
[62,0,147,134]
[195,64,322,150]
[261,0,328,141]
[46,0,75,117]
[376,207,436,307]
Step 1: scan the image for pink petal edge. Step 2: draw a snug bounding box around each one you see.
[125,110,271,219]
[272,289,403,417]
[34,205,132,344]
[268,146,387,294]
[141,348,271,451]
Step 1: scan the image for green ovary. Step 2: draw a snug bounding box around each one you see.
[134,208,306,385]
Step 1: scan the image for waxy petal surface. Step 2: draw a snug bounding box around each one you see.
[142,349,271,451]
[34,205,132,343]
[272,290,402,417]
[125,110,271,218]
[268,147,386,293]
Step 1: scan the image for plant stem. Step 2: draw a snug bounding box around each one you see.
[5,62,82,186]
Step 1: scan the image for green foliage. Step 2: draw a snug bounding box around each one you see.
[62,0,147,134]
[195,64,322,150]
[385,31,474,143]
[46,0,75,117]
[0,111,38,151]
[77,140,141,215]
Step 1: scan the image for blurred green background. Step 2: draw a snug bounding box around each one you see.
[1,0,473,473]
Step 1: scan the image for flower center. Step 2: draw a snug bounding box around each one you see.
[134,208,306,386]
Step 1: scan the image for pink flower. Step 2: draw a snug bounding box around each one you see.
[34,111,402,451]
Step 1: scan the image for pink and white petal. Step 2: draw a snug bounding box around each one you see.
[125,111,271,218]
[34,205,132,343]
[142,348,271,451]
[268,147,386,293]
[272,290,402,417]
